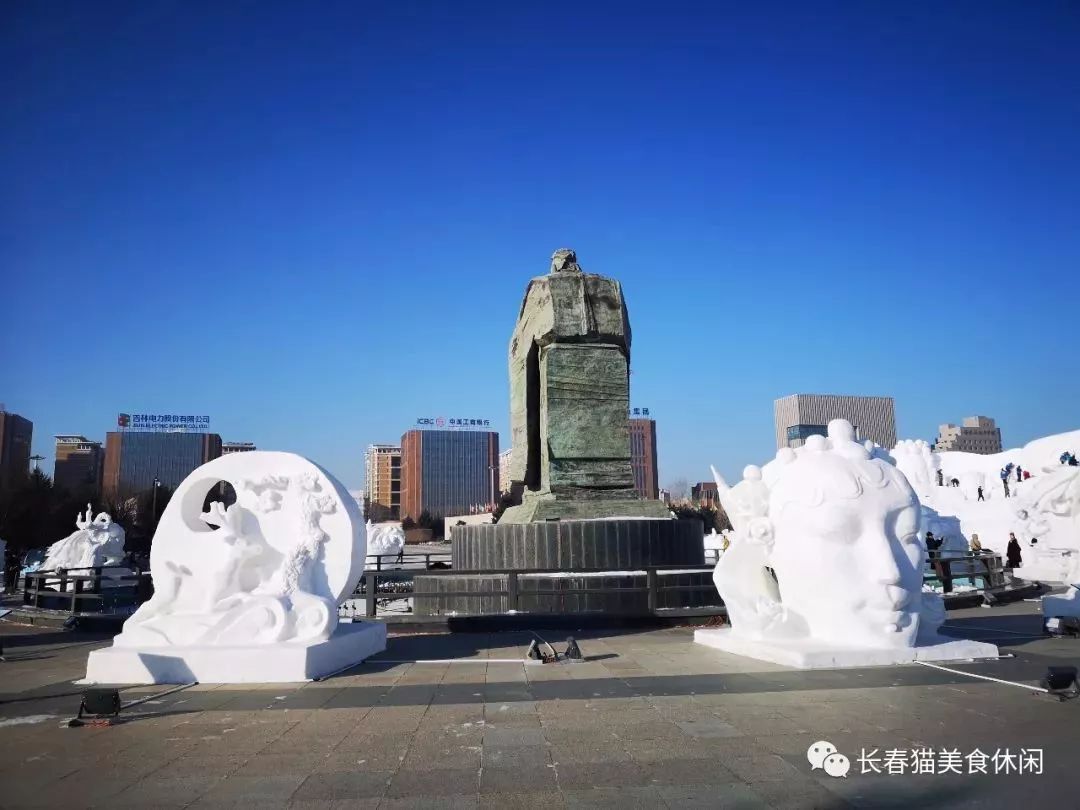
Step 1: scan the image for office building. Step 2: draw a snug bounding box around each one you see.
[774,394,897,450]
[365,444,401,521]
[629,417,659,500]
[102,431,222,498]
[400,429,499,520]
[53,435,103,494]
[691,481,720,508]
[498,448,512,494]
[222,441,257,454]
[934,416,1003,455]
[0,408,33,490]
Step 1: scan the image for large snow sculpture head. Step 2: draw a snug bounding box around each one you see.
[714,419,937,650]
[119,452,364,649]
[768,422,925,648]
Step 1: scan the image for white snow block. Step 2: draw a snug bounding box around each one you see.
[84,620,387,684]
[694,627,999,669]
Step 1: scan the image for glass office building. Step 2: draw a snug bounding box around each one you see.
[102,431,222,498]
[400,429,499,520]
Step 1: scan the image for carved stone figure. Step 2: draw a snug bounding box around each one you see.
[84,451,386,683]
[500,249,669,522]
[697,419,996,667]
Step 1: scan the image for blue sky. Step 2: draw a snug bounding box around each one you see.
[2,1,1078,491]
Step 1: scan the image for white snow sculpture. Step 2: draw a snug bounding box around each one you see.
[366,521,405,558]
[84,451,386,684]
[42,505,127,573]
[696,419,997,668]
[894,429,1080,583]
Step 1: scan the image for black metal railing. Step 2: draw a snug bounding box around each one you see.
[22,565,151,616]
[923,550,1006,594]
[364,551,452,571]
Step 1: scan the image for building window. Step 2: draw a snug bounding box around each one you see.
[786,424,828,443]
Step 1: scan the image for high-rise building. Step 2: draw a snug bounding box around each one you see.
[0,408,33,490]
[222,441,257,454]
[774,394,897,450]
[400,429,499,520]
[53,435,103,494]
[102,431,222,498]
[364,444,401,521]
[933,416,1002,455]
[498,448,512,495]
[628,418,659,500]
[691,481,720,508]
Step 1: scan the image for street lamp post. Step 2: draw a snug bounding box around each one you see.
[151,476,161,530]
[488,465,496,512]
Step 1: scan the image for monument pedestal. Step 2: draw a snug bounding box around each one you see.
[83,621,387,684]
[415,518,714,616]
[500,495,671,523]
[694,627,999,669]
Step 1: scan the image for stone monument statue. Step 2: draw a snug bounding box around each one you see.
[500,249,670,523]
[412,249,710,616]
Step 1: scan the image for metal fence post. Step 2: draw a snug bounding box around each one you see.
[507,571,519,612]
[365,572,377,618]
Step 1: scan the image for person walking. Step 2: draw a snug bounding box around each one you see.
[1006,533,1022,568]
[977,485,985,501]
[1016,465,1023,483]
[936,469,944,487]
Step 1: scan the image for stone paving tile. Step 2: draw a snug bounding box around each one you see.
[479,791,566,808]
[561,786,667,808]
[479,763,558,794]
[108,774,229,807]
[656,782,772,809]
[289,770,394,801]
[386,767,480,798]
[196,773,309,803]
[482,726,545,746]
[2,603,1079,808]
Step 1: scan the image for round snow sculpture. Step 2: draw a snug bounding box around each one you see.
[118,451,365,648]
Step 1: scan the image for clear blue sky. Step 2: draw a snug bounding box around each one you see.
[2,1,1078,491]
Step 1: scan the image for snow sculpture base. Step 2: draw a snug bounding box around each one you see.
[83,621,387,684]
[694,628,999,670]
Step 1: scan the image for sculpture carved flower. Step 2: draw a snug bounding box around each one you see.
[745,517,774,548]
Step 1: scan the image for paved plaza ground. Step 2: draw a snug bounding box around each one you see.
[0,600,1078,809]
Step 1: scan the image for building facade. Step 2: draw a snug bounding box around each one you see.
[933,416,1003,454]
[628,418,659,500]
[774,394,897,450]
[364,444,401,521]
[691,481,720,508]
[400,429,499,521]
[498,448,512,494]
[53,435,103,494]
[0,409,32,490]
[222,441,257,454]
[102,431,222,498]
